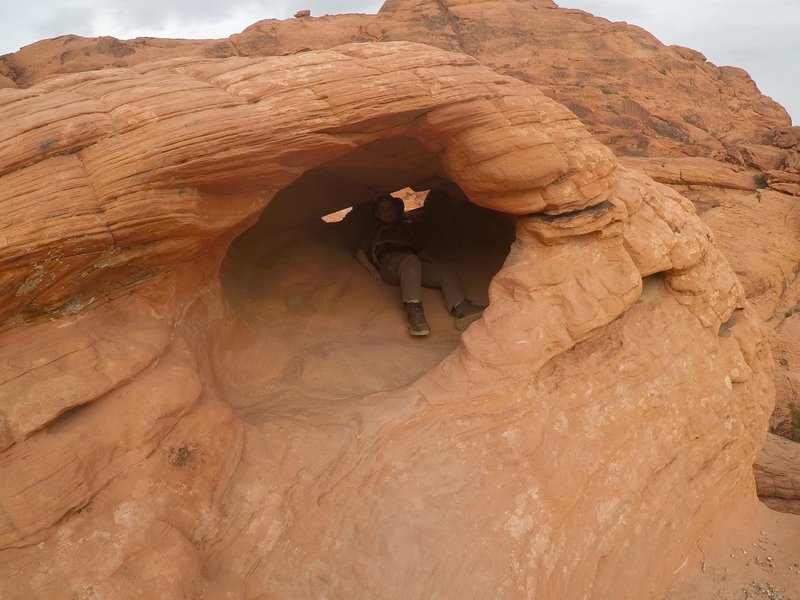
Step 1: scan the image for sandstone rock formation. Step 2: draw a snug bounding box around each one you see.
[3,0,793,160]
[4,0,799,427]
[1,1,799,599]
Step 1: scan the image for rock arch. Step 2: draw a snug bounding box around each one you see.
[0,42,774,599]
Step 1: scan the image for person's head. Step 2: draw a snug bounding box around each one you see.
[371,194,404,224]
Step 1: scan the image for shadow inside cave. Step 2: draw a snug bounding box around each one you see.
[216,180,515,423]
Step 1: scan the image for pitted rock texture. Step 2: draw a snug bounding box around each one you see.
[0,39,785,599]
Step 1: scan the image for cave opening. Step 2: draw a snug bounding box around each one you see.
[217,136,515,419]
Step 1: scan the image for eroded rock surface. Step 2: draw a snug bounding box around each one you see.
[2,0,793,160]
[0,3,798,599]
[4,0,799,427]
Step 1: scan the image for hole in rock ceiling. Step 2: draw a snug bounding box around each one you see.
[216,137,515,419]
[321,206,353,223]
[321,187,425,223]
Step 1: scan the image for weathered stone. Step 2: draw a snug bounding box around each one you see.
[618,156,758,190]
[755,433,800,515]
[0,2,797,599]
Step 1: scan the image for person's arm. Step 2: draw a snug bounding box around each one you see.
[356,248,381,281]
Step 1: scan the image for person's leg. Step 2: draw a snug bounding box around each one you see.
[419,261,465,312]
[381,252,423,303]
[420,261,485,331]
[380,252,429,335]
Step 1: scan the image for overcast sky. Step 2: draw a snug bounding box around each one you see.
[1,1,796,124]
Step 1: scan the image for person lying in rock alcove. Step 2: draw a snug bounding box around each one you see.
[353,193,485,336]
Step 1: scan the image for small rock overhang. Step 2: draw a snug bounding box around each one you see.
[0,40,615,327]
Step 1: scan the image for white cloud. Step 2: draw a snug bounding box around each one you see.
[84,2,278,42]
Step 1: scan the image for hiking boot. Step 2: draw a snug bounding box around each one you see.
[453,299,485,331]
[405,301,430,336]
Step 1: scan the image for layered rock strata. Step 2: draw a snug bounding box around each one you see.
[2,0,793,163]
[3,0,799,434]
[0,41,780,598]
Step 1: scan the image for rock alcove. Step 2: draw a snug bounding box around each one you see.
[217,140,516,415]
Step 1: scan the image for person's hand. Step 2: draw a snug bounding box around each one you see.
[369,268,381,281]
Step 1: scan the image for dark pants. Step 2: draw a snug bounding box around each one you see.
[379,251,465,311]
